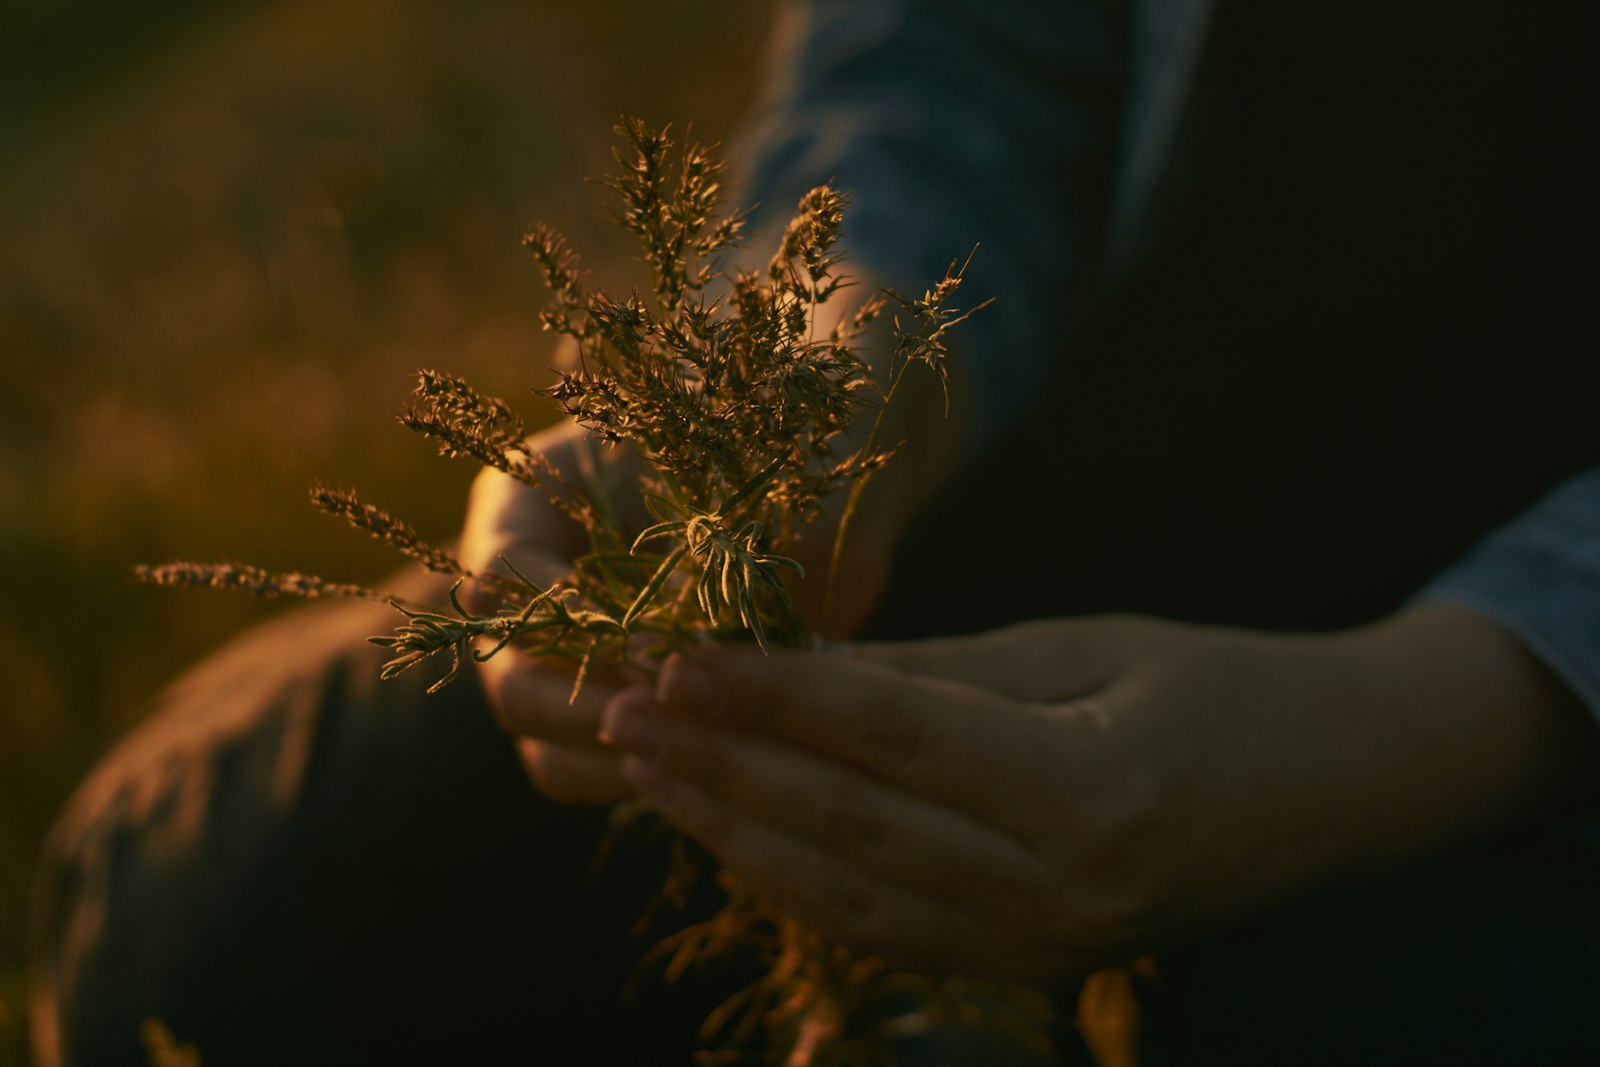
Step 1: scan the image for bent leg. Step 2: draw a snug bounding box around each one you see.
[30,570,737,1066]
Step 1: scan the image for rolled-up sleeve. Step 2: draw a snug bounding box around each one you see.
[731,0,1124,452]
[1415,467,1600,721]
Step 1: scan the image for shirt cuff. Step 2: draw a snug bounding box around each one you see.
[1411,466,1600,841]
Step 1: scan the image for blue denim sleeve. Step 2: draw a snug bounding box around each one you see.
[1414,467,1600,721]
[1413,468,1600,841]
[730,0,1124,452]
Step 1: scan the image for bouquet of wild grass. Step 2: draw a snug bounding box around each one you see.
[141,119,1047,1065]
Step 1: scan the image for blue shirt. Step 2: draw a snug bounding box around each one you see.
[730,0,1600,732]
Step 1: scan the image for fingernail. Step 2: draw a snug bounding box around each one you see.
[599,692,663,758]
[658,656,725,716]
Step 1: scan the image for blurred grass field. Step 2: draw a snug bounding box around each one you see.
[0,1,768,1060]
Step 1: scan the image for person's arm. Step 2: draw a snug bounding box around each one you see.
[734,0,1124,460]
[466,0,1127,803]
[593,471,1600,971]
[595,604,1600,978]
[732,0,1129,627]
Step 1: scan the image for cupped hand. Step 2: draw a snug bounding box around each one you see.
[596,608,1599,978]
[460,412,908,805]
[461,288,965,805]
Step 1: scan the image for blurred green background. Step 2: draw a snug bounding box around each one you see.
[0,0,769,1060]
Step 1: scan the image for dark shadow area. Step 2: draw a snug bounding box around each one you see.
[0,3,771,1060]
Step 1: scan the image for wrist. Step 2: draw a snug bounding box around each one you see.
[1331,602,1600,870]
[1171,608,1600,933]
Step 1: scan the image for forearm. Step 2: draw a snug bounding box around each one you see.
[1136,601,1600,952]
[731,0,1124,456]
[1199,604,1600,924]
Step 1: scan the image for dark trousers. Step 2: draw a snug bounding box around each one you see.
[29,566,1600,1066]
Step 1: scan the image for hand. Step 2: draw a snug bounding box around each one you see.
[459,413,904,803]
[596,607,1599,978]
[460,419,649,804]
[464,290,967,805]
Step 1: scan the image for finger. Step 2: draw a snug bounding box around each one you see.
[458,421,599,613]
[622,756,1068,979]
[458,466,579,615]
[601,691,1048,919]
[654,649,1055,825]
[516,738,630,806]
[479,652,623,748]
[843,617,1129,704]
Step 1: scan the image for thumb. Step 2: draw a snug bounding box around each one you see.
[458,462,580,617]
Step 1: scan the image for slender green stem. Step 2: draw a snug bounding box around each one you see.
[822,356,915,634]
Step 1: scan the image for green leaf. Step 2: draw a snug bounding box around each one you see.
[642,491,684,524]
[622,543,688,627]
[631,520,687,554]
[739,557,770,652]
[717,451,790,516]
